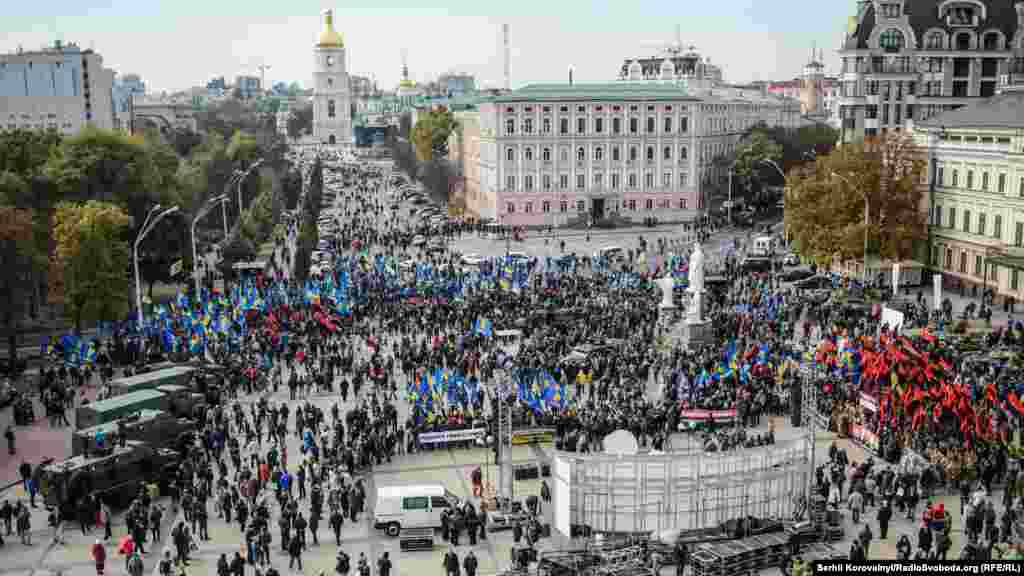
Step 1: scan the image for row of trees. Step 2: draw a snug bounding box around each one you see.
[392,108,459,204]
[726,123,840,205]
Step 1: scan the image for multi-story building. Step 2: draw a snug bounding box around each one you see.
[131,97,198,133]
[0,40,116,134]
[916,87,1024,301]
[476,82,801,226]
[448,111,487,218]
[837,0,1023,143]
[438,73,476,97]
[235,75,261,99]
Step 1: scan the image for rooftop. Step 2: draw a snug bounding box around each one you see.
[919,91,1024,130]
[487,82,699,103]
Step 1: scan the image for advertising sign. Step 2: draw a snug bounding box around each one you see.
[678,409,738,423]
[417,428,485,445]
[511,428,555,445]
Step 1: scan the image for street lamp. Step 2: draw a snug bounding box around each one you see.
[134,204,180,331]
[192,195,228,296]
[832,172,869,284]
[236,159,265,222]
[222,171,245,236]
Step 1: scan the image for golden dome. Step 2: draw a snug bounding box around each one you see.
[399,78,417,88]
[317,9,344,48]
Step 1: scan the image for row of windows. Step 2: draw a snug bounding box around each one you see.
[4,122,69,130]
[936,166,1016,195]
[503,104,686,115]
[504,171,689,191]
[505,145,689,163]
[936,246,1002,284]
[504,116,689,136]
[504,198,688,214]
[934,205,1004,239]
[879,28,1008,53]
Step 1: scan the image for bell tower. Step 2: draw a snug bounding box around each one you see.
[312,9,351,146]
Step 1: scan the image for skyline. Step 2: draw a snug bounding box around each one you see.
[3,0,856,94]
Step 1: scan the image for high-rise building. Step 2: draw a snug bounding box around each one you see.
[312,8,352,146]
[0,40,116,134]
[837,0,1023,143]
[234,75,261,99]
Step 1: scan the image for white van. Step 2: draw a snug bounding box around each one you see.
[373,484,459,537]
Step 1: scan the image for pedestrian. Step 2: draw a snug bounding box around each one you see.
[877,499,892,540]
[463,550,477,576]
[443,547,460,576]
[4,425,14,455]
[287,530,303,571]
[91,539,107,576]
[377,551,391,576]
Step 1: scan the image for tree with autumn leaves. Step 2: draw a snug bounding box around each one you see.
[48,201,132,332]
[784,133,928,266]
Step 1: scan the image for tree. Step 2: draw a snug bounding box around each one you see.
[411,107,457,162]
[0,206,37,367]
[287,104,313,139]
[732,131,783,194]
[217,233,257,282]
[784,133,927,266]
[49,201,132,331]
[226,130,259,165]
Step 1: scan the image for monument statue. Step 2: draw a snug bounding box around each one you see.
[688,243,705,293]
[656,276,675,309]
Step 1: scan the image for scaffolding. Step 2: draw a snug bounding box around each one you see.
[556,435,811,535]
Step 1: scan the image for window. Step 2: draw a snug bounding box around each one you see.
[612,146,621,162]
[524,202,533,213]
[646,199,654,211]
[577,106,585,113]
[646,117,655,133]
[952,169,959,187]
[577,147,585,162]
[1021,176,1024,197]
[629,146,638,161]
[995,215,1002,239]
[524,175,534,191]
[882,3,900,18]
[560,148,568,162]
[1014,269,1020,291]
[663,146,672,160]
[978,213,986,235]
[927,31,944,49]
[949,206,956,228]
[963,209,971,233]
[663,172,672,187]
[955,33,971,50]
[594,147,603,161]
[524,147,533,161]
[983,32,1000,51]
[1017,222,1024,247]
[611,173,620,189]
[560,201,568,213]
[543,174,551,190]
[576,174,585,189]
[593,173,603,187]
[945,247,952,269]
[998,173,1006,193]
[937,166,944,186]
[542,118,551,134]
[680,117,688,133]
[506,202,515,214]
[680,146,688,160]
[327,100,336,118]
[628,173,637,188]
[679,198,687,210]
[595,118,604,134]
[505,119,515,136]
[523,118,533,134]
[880,29,905,52]
[576,201,585,213]
[559,118,568,134]
[542,201,550,213]
[967,170,974,189]
[664,117,672,133]
[644,172,654,188]
[680,172,688,187]
[934,205,943,226]
[577,117,586,134]
[646,146,654,162]
[403,497,429,510]
[975,255,983,276]
[506,147,515,162]
[506,175,516,190]
[613,117,622,134]
[559,174,568,189]
[959,251,967,274]
[542,147,551,162]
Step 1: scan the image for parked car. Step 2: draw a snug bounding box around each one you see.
[783,252,800,266]
[781,268,815,282]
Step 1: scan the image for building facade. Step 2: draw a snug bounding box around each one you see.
[0,41,116,134]
[917,88,1024,301]
[131,97,198,132]
[438,73,476,97]
[477,83,801,227]
[838,0,1024,143]
[448,111,488,218]
[312,9,352,146]
[234,75,261,99]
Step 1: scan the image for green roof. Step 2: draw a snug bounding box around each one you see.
[87,388,166,411]
[76,409,166,435]
[488,82,698,103]
[110,366,195,388]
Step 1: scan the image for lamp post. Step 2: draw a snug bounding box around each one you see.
[192,195,228,296]
[134,205,180,331]
[236,159,265,223]
[832,172,869,284]
[222,171,244,236]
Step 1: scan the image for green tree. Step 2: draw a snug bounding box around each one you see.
[411,106,457,162]
[732,131,783,193]
[49,201,132,331]
[286,104,313,140]
[784,133,927,266]
[226,130,259,165]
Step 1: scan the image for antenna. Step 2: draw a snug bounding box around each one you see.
[675,24,682,50]
[811,40,816,63]
[503,23,510,91]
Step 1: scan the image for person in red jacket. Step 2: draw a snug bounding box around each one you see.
[91,539,107,575]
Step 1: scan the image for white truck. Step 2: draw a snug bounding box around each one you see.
[373,484,459,537]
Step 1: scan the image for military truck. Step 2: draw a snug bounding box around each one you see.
[76,389,168,429]
[155,384,207,419]
[109,366,196,397]
[39,441,180,514]
[73,409,195,457]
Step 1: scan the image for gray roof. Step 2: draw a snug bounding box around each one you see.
[853,0,1019,50]
[487,83,701,103]
[918,91,1024,129]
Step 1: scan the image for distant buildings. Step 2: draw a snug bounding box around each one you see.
[438,73,476,97]
[765,51,841,128]
[131,96,198,132]
[0,40,117,134]
[235,75,261,99]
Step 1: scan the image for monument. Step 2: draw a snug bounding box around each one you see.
[656,276,676,310]
[684,242,714,346]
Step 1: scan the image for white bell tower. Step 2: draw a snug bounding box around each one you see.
[312,9,351,146]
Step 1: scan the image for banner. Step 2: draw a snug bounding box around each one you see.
[417,428,486,445]
[512,428,555,445]
[678,409,738,422]
[933,275,942,310]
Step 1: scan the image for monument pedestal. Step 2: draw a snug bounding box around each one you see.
[683,319,715,348]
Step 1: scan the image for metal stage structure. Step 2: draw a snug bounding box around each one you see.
[551,434,811,536]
